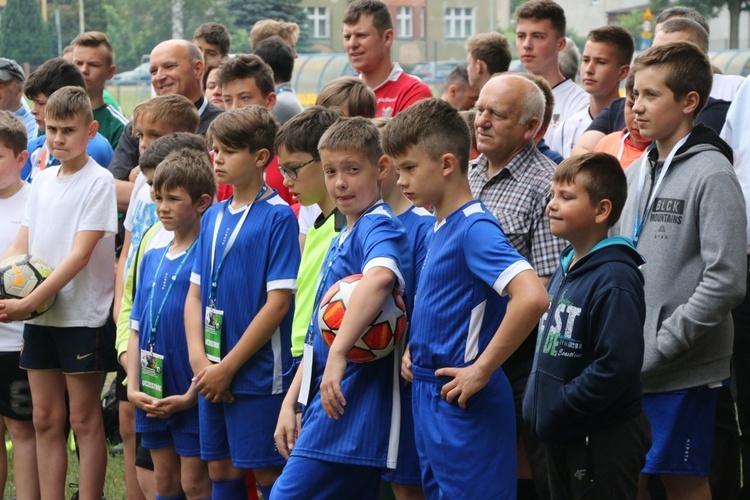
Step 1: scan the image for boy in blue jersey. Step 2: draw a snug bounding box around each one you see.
[272,117,413,499]
[127,148,216,499]
[184,106,300,499]
[381,98,549,499]
[522,152,651,498]
[376,116,433,499]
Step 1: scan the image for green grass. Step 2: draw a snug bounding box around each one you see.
[105,83,153,120]
[3,442,127,499]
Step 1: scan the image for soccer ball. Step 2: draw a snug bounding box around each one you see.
[0,254,55,319]
[318,274,407,363]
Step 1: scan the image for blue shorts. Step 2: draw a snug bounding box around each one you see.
[20,324,105,374]
[382,386,421,486]
[642,385,719,476]
[141,426,201,457]
[271,455,381,500]
[411,364,516,499]
[199,393,285,468]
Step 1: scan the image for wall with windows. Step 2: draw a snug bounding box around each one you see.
[297,0,502,66]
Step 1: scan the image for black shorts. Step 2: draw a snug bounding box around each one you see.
[20,324,105,374]
[0,352,32,421]
[135,433,155,471]
[116,362,128,402]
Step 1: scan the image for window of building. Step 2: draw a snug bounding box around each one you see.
[445,7,475,39]
[397,6,413,39]
[305,7,330,39]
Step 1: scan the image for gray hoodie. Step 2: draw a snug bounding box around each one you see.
[615,124,747,393]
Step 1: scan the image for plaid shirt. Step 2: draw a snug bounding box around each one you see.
[468,143,566,277]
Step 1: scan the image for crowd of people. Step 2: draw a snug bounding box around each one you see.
[0,0,749,498]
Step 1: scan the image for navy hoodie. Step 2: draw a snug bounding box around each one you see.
[522,236,646,445]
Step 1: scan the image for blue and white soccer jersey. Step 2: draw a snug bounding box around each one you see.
[130,245,199,449]
[410,200,532,499]
[382,205,435,486]
[190,192,300,466]
[290,203,413,474]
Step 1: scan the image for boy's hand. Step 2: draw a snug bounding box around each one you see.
[401,344,413,383]
[148,393,195,419]
[435,364,490,409]
[0,298,33,323]
[193,363,235,403]
[320,353,347,419]
[274,402,300,460]
[128,391,159,414]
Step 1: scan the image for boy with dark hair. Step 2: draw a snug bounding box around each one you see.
[552,25,633,158]
[381,97,549,498]
[0,110,39,500]
[71,31,129,149]
[523,151,651,498]
[127,148,216,500]
[0,85,117,499]
[275,106,343,361]
[193,22,232,67]
[273,116,412,498]
[516,0,588,144]
[616,41,746,499]
[464,32,512,90]
[215,55,294,206]
[441,63,479,111]
[185,106,299,499]
[255,35,303,124]
[21,58,113,181]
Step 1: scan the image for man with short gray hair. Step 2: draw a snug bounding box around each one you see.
[469,73,566,499]
[0,58,37,139]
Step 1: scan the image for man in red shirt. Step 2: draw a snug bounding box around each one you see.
[343,0,433,118]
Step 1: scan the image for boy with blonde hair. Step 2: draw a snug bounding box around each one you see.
[0,86,117,499]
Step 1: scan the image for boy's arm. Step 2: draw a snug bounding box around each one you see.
[185,282,211,378]
[657,169,747,359]
[0,230,103,321]
[0,225,29,260]
[193,288,293,403]
[275,362,305,459]
[320,266,396,419]
[436,269,549,409]
[126,328,155,412]
[113,230,131,322]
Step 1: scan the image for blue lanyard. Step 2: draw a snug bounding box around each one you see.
[305,229,346,345]
[632,134,690,247]
[147,240,198,348]
[209,186,267,303]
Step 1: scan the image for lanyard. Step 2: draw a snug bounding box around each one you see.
[197,96,209,115]
[209,186,267,302]
[147,239,198,348]
[616,131,629,161]
[632,134,690,246]
[305,229,346,345]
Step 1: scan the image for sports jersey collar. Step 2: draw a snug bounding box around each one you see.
[313,208,346,231]
[369,63,404,92]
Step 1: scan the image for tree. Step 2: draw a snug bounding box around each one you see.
[0,0,53,67]
[223,0,310,52]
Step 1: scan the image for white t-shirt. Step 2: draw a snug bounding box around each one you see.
[711,74,745,102]
[298,204,323,235]
[123,172,158,277]
[0,183,30,350]
[545,79,589,145]
[551,107,593,159]
[23,158,117,327]
[721,75,750,253]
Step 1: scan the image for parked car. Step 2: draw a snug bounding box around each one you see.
[111,61,151,82]
[410,60,461,83]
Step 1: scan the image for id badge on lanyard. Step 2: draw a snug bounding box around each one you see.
[140,350,164,399]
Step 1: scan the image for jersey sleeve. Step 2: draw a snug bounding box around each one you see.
[88,133,114,168]
[464,219,532,296]
[266,209,301,291]
[396,81,434,115]
[361,216,406,289]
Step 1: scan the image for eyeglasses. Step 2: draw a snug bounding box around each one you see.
[278,157,319,180]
